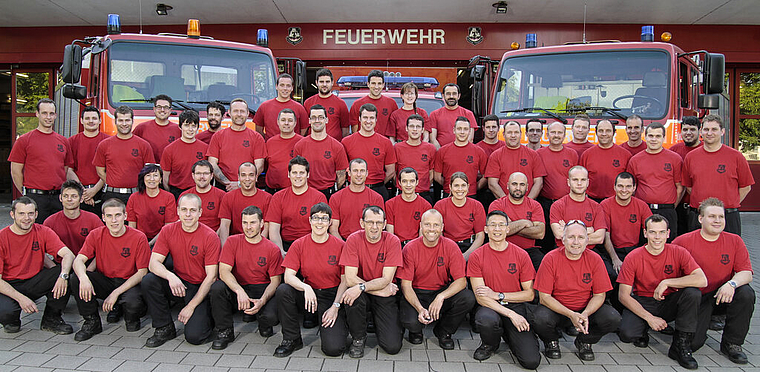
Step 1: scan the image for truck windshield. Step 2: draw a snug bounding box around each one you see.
[108,41,276,111]
[493,50,670,120]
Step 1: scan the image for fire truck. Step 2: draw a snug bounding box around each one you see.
[59,14,305,134]
[469,26,726,147]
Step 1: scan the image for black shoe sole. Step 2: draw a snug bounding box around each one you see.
[667,349,698,370]
[274,342,304,358]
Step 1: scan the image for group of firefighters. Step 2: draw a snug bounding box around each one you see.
[1,68,755,370]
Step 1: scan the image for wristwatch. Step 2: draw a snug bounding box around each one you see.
[59,273,69,280]
[359,283,366,292]
[497,292,505,301]
[728,280,737,288]
[333,302,341,308]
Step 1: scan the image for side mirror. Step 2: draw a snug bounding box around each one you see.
[62,83,87,100]
[61,44,82,84]
[295,60,307,91]
[471,65,486,81]
[697,94,720,110]
[705,53,725,95]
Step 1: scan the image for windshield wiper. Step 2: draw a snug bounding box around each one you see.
[563,106,628,121]
[115,98,200,113]
[502,107,567,124]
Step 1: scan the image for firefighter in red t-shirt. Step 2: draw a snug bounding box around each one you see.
[303,69,350,140]
[339,206,403,358]
[533,221,620,362]
[329,159,384,240]
[133,94,181,163]
[621,115,647,155]
[218,162,271,246]
[385,168,432,245]
[433,117,488,197]
[209,205,282,350]
[348,70,398,139]
[673,198,755,364]
[294,104,349,199]
[428,84,477,149]
[486,121,546,201]
[525,119,543,151]
[43,180,103,258]
[549,166,607,247]
[180,160,226,232]
[142,194,220,348]
[564,114,594,158]
[126,164,179,246]
[161,110,208,199]
[265,109,303,193]
[670,116,701,235]
[70,198,150,341]
[195,101,225,145]
[398,210,475,350]
[394,114,436,204]
[433,172,486,256]
[0,197,76,334]
[254,74,309,140]
[467,211,541,369]
[68,105,110,216]
[580,120,631,201]
[617,215,707,370]
[274,202,349,357]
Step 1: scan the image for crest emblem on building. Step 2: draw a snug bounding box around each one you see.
[287,27,303,45]
[466,27,483,45]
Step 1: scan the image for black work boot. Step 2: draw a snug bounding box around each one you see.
[107,304,123,323]
[274,338,304,357]
[211,327,235,350]
[668,331,698,370]
[2,322,21,334]
[74,314,103,341]
[124,313,142,332]
[721,341,748,364]
[40,312,74,335]
[145,323,177,347]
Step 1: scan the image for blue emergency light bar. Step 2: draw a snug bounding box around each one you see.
[641,25,654,42]
[107,14,121,35]
[257,29,268,47]
[337,76,439,89]
[526,33,537,48]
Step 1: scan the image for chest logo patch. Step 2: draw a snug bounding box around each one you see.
[207,202,215,210]
[377,252,386,263]
[664,264,673,275]
[582,273,592,284]
[437,256,445,267]
[629,214,637,223]
[242,140,250,148]
[613,159,620,167]
[585,213,593,222]
[421,154,428,161]
[720,254,730,265]
[508,263,517,274]
[80,228,89,237]
[196,151,204,160]
[327,255,337,266]
[168,136,176,143]
[131,149,139,157]
[382,108,389,116]
[526,211,533,220]
[466,155,474,164]
[664,163,672,172]
[328,107,335,115]
[717,164,726,174]
[257,256,267,267]
[413,211,421,221]
[563,159,570,167]
[158,206,166,215]
[468,213,475,222]
[121,247,131,258]
[299,206,308,216]
[520,158,528,166]
[190,245,199,256]
[324,150,332,159]
[32,241,40,251]
[372,148,381,156]
[57,144,65,152]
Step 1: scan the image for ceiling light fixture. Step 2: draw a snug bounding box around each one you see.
[156,3,173,16]
[492,1,508,14]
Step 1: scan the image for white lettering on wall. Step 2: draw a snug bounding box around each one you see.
[322,28,446,45]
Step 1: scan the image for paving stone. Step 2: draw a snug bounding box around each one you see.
[15,331,54,342]
[429,361,465,372]
[392,361,429,372]
[0,350,22,364]
[80,334,122,345]
[0,339,26,351]
[78,357,125,372]
[207,341,246,355]
[357,360,394,372]
[285,357,322,371]
[530,365,571,372]
[79,345,123,358]
[175,341,212,353]
[112,360,159,372]
[602,366,640,372]
[146,350,189,364]
[250,355,287,370]
[569,365,605,372]
[609,352,651,365]
[579,352,615,365]
[111,347,155,361]
[637,366,676,372]
[112,336,147,348]
[6,352,55,367]
[11,368,52,372]
[153,363,192,372]
[180,353,221,366]
[190,366,231,372]
[46,342,90,356]
[320,358,358,371]
[444,350,472,362]
[40,354,90,369]
[214,354,254,368]
[241,343,277,356]
[376,348,409,361]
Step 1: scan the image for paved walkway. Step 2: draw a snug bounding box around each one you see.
[0,211,758,371]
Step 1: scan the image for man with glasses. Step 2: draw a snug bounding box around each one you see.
[340,206,403,358]
[467,210,541,369]
[133,94,181,162]
[303,69,350,139]
[180,160,226,231]
[549,166,606,247]
[293,104,349,200]
[525,119,543,151]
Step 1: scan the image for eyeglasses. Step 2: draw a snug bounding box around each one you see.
[310,216,330,223]
[193,172,211,176]
[487,223,508,229]
[155,105,171,110]
[362,220,384,227]
[566,220,587,228]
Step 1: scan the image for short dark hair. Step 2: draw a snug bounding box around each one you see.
[241,205,263,221]
[645,122,665,136]
[36,98,56,112]
[399,167,418,181]
[278,108,296,120]
[206,101,227,116]
[238,161,258,175]
[80,105,99,120]
[311,202,332,218]
[288,155,310,173]
[192,159,212,174]
[153,94,173,105]
[309,104,327,117]
[101,198,125,213]
[483,114,499,124]
[526,118,543,128]
[698,197,725,216]
[115,105,134,120]
[359,103,377,117]
[60,180,84,197]
[450,171,468,186]
[316,69,333,80]
[702,114,724,128]
[615,171,637,188]
[230,98,248,109]
[11,196,37,213]
[406,114,424,128]
[137,164,162,194]
[442,83,460,94]
[349,158,367,170]
[573,114,590,126]
[645,214,669,230]
[455,116,470,126]
[367,70,384,83]
[179,109,200,128]
[682,116,700,129]
[361,205,385,220]
[486,210,509,224]
[277,73,294,85]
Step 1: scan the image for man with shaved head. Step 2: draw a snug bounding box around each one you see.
[218,162,272,246]
[488,172,546,270]
[486,121,546,200]
[549,166,607,248]
[580,120,631,202]
[398,209,475,349]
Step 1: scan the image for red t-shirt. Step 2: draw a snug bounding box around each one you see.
[126,190,179,240]
[293,135,349,190]
[669,142,701,205]
[304,94,350,140]
[488,197,544,249]
[341,132,396,185]
[253,99,309,140]
[329,187,384,239]
[93,135,155,188]
[385,195,432,241]
[433,142,487,195]
[154,222,221,284]
[161,139,208,190]
[534,248,612,311]
[180,187,227,231]
[682,145,755,209]
[428,106,477,147]
[266,187,327,241]
[433,197,486,241]
[580,145,631,199]
[600,197,651,248]
[340,231,402,281]
[549,195,607,246]
[486,146,547,198]
[476,140,506,157]
[394,141,436,193]
[195,130,216,145]
[388,107,429,142]
[206,127,267,182]
[69,132,110,185]
[617,243,701,297]
[265,134,303,189]
[621,142,647,156]
[78,226,150,279]
[536,146,578,200]
[43,210,103,256]
[674,231,753,294]
[397,237,465,290]
[219,235,283,285]
[282,234,344,289]
[627,149,683,204]
[0,224,65,280]
[564,141,595,159]
[8,129,74,190]
[133,119,181,162]
[466,242,534,293]
[218,188,272,235]
[349,95,399,137]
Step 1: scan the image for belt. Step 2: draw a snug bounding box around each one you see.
[83,184,97,189]
[649,203,674,210]
[726,208,739,213]
[688,205,738,213]
[367,182,385,188]
[456,237,475,245]
[104,186,137,194]
[24,188,59,195]
[402,239,413,245]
